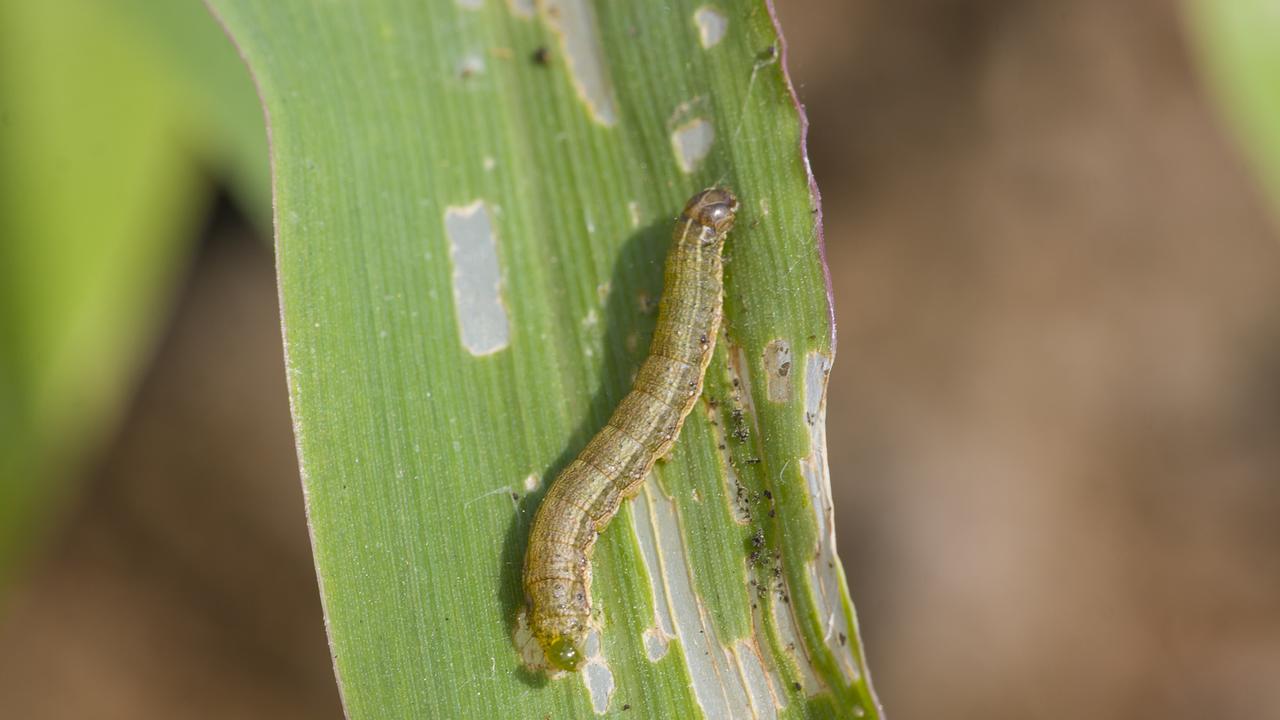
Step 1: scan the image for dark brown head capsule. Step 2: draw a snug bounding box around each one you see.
[683,187,739,239]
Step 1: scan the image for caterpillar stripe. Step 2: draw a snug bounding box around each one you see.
[522,187,738,673]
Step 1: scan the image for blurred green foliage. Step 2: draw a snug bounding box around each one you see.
[0,0,266,593]
[1190,0,1280,220]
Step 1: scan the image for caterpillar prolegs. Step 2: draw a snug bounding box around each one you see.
[521,187,738,673]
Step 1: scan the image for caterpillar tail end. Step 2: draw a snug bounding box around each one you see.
[516,603,588,674]
[543,635,585,673]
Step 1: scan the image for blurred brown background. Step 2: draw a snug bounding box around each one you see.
[2,1,1278,718]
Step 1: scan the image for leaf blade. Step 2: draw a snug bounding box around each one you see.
[208,0,880,716]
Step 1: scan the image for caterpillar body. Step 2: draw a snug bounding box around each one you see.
[522,187,739,673]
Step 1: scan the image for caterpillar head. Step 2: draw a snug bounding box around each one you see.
[685,186,738,238]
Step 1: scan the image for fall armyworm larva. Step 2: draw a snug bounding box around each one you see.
[521,187,738,673]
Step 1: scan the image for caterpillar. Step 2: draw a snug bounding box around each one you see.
[521,187,738,673]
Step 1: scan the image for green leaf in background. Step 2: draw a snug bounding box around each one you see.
[1188,0,1280,219]
[0,0,266,592]
[208,0,880,717]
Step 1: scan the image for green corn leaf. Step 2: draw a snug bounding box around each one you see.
[207,1,880,717]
